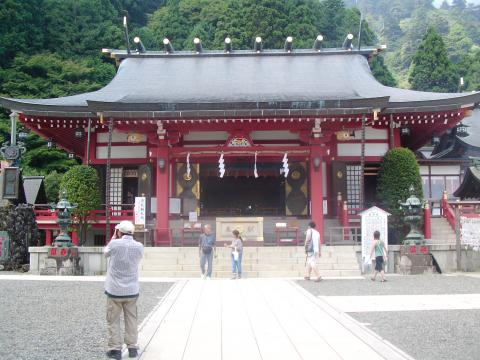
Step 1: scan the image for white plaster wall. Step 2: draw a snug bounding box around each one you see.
[97,132,146,143]
[183,131,229,141]
[337,143,389,157]
[96,145,147,159]
[353,128,388,140]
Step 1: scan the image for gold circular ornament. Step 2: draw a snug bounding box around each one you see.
[141,173,148,181]
[337,171,343,179]
[291,170,301,180]
[183,173,192,181]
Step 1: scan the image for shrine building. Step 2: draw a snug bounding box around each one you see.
[1,39,479,246]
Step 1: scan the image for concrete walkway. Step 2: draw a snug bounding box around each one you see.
[136,279,413,360]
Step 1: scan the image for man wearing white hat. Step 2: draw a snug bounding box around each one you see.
[104,220,144,360]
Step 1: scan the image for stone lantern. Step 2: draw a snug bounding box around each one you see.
[44,190,81,275]
[53,190,76,247]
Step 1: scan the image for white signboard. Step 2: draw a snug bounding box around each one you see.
[134,197,146,226]
[461,217,480,251]
[189,211,198,222]
[360,206,390,273]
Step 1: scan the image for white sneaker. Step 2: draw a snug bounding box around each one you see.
[206,276,211,280]
[201,274,205,279]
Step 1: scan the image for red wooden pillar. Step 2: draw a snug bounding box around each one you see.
[424,202,431,239]
[71,231,78,245]
[336,192,342,219]
[155,142,170,246]
[45,230,53,246]
[310,144,324,244]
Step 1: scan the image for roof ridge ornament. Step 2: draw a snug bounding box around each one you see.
[133,36,146,53]
[343,33,354,50]
[194,37,203,53]
[254,37,262,53]
[313,35,323,52]
[224,37,232,53]
[163,38,174,54]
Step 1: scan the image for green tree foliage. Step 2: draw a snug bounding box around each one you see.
[377,148,423,243]
[60,165,101,245]
[354,0,480,88]
[370,54,397,87]
[44,171,64,203]
[409,27,458,92]
[457,47,480,91]
[0,0,45,66]
[0,53,116,98]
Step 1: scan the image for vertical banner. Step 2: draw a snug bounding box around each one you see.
[360,206,390,273]
[134,197,146,227]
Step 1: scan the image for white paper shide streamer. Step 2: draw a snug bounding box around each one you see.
[186,153,191,179]
[282,152,289,178]
[219,152,225,178]
[254,152,259,178]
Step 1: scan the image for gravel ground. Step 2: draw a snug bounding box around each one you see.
[0,280,172,360]
[298,274,480,360]
[297,274,480,296]
[351,310,480,360]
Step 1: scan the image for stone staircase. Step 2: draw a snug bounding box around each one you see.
[427,217,456,245]
[140,245,361,278]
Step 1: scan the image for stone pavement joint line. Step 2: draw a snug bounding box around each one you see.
[138,279,414,360]
[319,294,480,313]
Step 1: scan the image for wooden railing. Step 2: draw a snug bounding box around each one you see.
[33,204,135,223]
[440,192,480,231]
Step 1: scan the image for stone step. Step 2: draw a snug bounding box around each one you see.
[141,258,359,267]
[139,269,361,278]
[141,262,360,272]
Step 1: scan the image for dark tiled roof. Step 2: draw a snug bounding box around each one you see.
[1,49,479,117]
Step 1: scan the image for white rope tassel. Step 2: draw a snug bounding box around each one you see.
[186,153,191,179]
[219,152,225,178]
[282,152,289,178]
[254,152,259,178]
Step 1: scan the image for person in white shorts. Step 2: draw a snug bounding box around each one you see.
[304,221,322,282]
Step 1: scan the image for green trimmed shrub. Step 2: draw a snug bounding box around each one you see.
[377,148,423,243]
[60,165,101,245]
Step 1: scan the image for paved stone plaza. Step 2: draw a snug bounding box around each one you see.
[0,274,479,360]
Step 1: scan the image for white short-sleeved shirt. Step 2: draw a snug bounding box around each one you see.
[104,235,144,297]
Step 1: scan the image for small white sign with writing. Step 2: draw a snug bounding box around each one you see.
[360,206,390,273]
[134,197,146,226]
[461,216,480,251]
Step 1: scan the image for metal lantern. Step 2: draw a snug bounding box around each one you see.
[47,138,55,149]
[74,128,84,139]
[18,130,28,140]
[401,127,411,136]
[456,123,469,137]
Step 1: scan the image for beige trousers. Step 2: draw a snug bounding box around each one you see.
[106,296,139,351]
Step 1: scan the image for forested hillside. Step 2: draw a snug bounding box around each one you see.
[350,0,480,88]
[0,0,478,187]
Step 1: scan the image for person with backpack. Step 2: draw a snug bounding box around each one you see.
[369,230,387,282]
[199,224,216,279]
[304,221,322,282]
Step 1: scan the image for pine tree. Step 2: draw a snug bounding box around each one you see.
[440,0,450,10]
[451,0,467,11]
[408,27,458,92]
